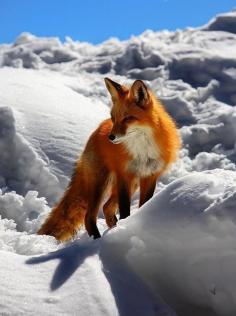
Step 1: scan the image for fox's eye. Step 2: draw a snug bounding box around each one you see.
[123,116,137,123]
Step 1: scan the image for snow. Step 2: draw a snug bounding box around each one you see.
[0,106,62,205]
[1,241,118,316]
[102,170,236,316]
[204,10,236,34]
[0,68,109,184]
[1,9,236,316]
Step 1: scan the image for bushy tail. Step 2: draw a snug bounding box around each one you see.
[38,187,87,241]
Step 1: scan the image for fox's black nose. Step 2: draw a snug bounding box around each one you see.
[108,134,115,141]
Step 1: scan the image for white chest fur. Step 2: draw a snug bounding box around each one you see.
[123,125,164,177]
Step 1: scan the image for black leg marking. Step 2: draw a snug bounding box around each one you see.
[118,184,130,219]
[139,178,157,207]
[85,212,101,239]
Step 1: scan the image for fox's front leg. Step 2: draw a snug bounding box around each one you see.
[118,183,130,219]
[117,175,135,219]
[104,178,138,227]
[139,174,158,207]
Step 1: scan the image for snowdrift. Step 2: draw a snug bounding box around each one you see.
[1,9,236,316]
[102,170,236,316]
[204,10,236,34]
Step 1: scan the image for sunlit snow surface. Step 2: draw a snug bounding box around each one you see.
[1,10,236,316]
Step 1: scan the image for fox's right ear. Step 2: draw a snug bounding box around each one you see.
[104,78,125,101]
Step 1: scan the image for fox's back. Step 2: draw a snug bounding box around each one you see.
[152,98,180,168]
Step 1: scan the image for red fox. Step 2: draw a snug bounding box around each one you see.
[38,78,180,241]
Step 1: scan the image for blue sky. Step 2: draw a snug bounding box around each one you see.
[1,0,236,44]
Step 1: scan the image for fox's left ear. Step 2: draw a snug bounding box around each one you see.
[130,80,150,108]
[104,78,125,101]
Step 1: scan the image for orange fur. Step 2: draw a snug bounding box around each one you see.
[38,79,180,241]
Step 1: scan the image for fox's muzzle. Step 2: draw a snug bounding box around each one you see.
[108,134,115,141]
[108,133,124,144]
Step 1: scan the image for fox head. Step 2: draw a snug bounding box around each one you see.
[104,78,154,144]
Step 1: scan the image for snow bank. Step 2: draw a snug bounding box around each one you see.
[0,189,59,255]
[1,32,79,68]
[102,169,236,316]
[1,17,236,106]
[0,68,110,181]
[204,10,236,34]
[181,99,236,156]
[0,106,61,204]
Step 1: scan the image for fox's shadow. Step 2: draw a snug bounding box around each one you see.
[26,236,98,291]
[26,232,168,316]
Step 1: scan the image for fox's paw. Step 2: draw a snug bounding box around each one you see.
[105,215,118,229]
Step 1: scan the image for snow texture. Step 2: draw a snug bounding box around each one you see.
[102,170,236,316]
[1,9,236,316]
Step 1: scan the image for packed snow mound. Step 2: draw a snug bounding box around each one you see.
[204,10,236,34]
[102,169,236,316]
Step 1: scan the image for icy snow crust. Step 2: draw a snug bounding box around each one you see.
[1,10,236,316]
